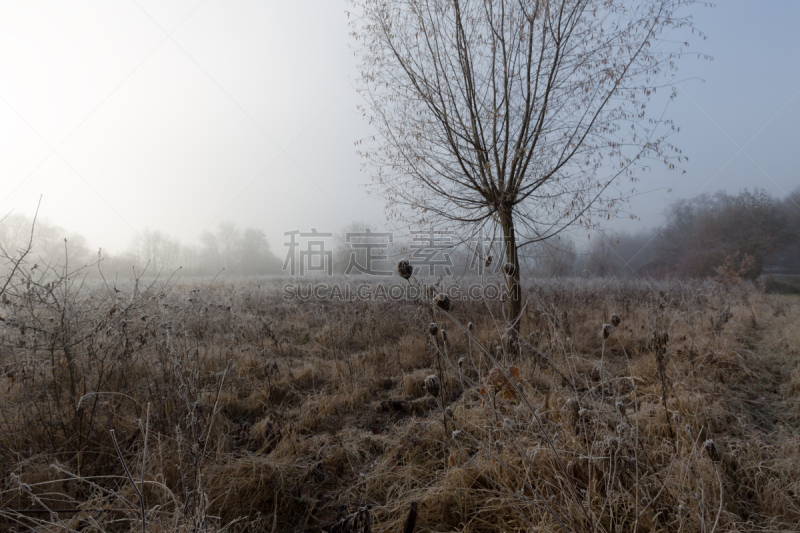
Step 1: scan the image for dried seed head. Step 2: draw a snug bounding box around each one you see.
[457,357,465,369]
[610,313,621,327]
[563,398,580,426]
[424,375,441,397]
[494,439,504,452]
[468,321,474,332]
[602,324,612,339]
[485,255,493,268]
[396,259,413,280]
[445,406,454,418]
[429,323,439,336]
[703,439,722,462]
[502,262,516,276]
[434,293,451,311]
[441,329,448,343]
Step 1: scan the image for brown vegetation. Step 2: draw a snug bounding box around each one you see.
[1,250,800,532]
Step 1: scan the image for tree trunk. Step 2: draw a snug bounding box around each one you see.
[499,211,522,355]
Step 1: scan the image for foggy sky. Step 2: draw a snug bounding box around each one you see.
[1,0,798,256]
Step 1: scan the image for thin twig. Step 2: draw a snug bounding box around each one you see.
[110,429,146,533]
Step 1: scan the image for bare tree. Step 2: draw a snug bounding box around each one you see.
[130,229,182,275]
[332,221,395,275]
[350,0,703,343]
[585,236,618,277]
[238,227,280,275]
[199,230,222,274]
[218,221,241,271]
[537,237,578,277]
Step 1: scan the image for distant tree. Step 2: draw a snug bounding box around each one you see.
[656,189,789,279]
[777,186,800,271]
[130,229,181,275]
[238,227,280,275]
[527,238,577,277]
[586,237,619,277]
[0,214,35,256]
[332,221,394,276]
[611,229,657,276]
[350,0,703,343]
[218,221,241,271]
[199,230,222,274]
[180,244,201,274]
[785,187,800,232]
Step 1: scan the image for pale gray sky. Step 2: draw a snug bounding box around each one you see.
[1,1,798,254]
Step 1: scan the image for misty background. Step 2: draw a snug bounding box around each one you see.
[1,0,799,278]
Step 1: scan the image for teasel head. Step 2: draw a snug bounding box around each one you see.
[610,313,621,327]
[434,293,451,311]
[602,324,612,339]
[441,329,448,343]
[457,357,465,370]
[424,375,441,397]
[468,321,474,333]
[502,262,516,276]
[703,439,722,463]
[396,259,413,280]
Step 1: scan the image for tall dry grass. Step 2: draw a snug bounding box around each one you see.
[0,261,799,532]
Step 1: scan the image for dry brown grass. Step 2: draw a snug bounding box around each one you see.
[0,274,799,532]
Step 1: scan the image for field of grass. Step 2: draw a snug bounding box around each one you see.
[1,273,799,532]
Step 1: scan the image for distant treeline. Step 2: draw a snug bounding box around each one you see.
[583,187,800,279]
[2,187,798,280]
[0,218,283,277]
